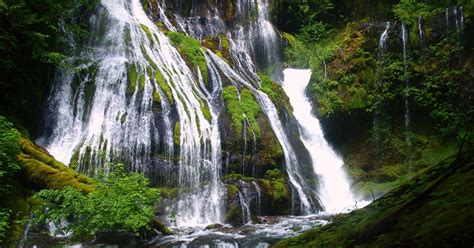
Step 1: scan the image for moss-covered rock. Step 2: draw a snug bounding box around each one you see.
[222,86,262,137]
[166,31,209,84]
[174,121,181,146]
[274,149,474,247]
[18,137,95,193]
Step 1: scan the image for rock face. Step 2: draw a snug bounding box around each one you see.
[35,0,318,226]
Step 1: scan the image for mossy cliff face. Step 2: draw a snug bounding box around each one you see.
[223,170,292,225]
[274,149,474,247]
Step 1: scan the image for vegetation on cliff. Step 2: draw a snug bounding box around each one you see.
[274,148,474,247]
[0,0,98,129]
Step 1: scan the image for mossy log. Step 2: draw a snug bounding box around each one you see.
[17,137,95,193]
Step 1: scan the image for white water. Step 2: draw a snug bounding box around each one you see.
[281,69,359,213]
[417,16,425,48]
[379,22,390,60]
[402,22,410,131]
[38,0,224,226]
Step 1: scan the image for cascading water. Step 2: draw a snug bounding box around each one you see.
[402,22,412,167]
[206,52,320,214]
[38,0,224,226]
[417,16,426,48]
[281,69,358,213]
[379,22,390,60]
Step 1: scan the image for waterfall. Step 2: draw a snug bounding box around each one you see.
[252,182,262,216]
[206,52,320,214]
[402,23,410,130]
[402,22,412,167]
[38,0,224,226]
[417,17,425,48]
[379,22,390,60]
[281,69,358,213]
[238,191,251,224]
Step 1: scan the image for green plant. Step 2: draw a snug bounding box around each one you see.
[34,163,160,238]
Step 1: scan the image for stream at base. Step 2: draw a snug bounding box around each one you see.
[148,215,328,247]
[27,215,329,247]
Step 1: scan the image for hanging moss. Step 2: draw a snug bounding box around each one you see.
[166,31,209,84]
[174,121,181,146]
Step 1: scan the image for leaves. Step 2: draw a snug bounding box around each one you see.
[35,165,160,238]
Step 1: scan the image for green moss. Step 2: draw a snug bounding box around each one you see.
[156,187,178,199]
[220,35,230,50]
[153,91,161,103]
[274,151,474,247]
[120,113,128,124]
[174,121,180,146]
[259,74,292,114]
[70,149,80,170]
[222,86,262,137]
[127,64,138,96]
[200,101,212,121]
[227,184,239,199]
[140,23,154,46]
[139,74,146,92]
[154,70,174,104]
[166,32,208,83]
[259,178,289,202]
[18,138,95,193]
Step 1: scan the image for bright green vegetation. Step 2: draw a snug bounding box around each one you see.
[258,169,289,203]
[35,163,160,238]
[220,35,230,50]
[222,86,262,137]
[120,113,128,124]
[278,0,474,197]
[127,63,138,95]
[275,150,474,247]
[174,121,181,145]
[200,101,212,121]
[166,31,209,83]
[154,70,174,104]
[258,74,292,114]
[140,23,154,45]
[0,117,21,242]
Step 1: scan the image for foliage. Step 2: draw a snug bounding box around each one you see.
[0,116,21,242]
[166,31,208,83]
[259,74,292,113]
[275,151,474,247]
[0,0,98,127]
[0,209,9,242]
[222,86,262,137]
[0,116,20,191]
[34,164,160,238]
